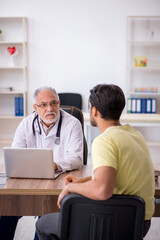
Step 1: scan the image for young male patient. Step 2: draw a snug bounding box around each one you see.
[36,84,155,240]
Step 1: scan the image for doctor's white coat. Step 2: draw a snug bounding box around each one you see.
[12,109,83,171]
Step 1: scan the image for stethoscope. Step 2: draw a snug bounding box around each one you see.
[32,110,62,145]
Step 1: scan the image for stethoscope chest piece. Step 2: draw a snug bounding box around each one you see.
[54,137,61,145]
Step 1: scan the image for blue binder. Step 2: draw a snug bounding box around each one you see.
[141,99,146,113]
[15,97,19,116]
[19,97,24,116]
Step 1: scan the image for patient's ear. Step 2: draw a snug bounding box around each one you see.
[92,106,102,119]
[92,106,98,117]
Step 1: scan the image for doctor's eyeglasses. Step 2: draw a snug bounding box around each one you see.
[35,100,59,109]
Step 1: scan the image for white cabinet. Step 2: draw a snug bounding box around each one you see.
[126,16,160,114]
[0,17,27,162]
[84,112,160,165]
[126,17,160,165]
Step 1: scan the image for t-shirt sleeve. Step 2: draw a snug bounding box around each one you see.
[92,135,118,173]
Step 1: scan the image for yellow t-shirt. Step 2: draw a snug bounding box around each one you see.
[92,124,155,220]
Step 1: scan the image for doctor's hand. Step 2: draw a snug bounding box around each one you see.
[53,163,58,171]
[57,185,70,209]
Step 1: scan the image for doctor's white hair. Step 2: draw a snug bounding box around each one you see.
[33,86,59,103]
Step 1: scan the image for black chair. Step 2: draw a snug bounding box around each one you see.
[57,194,145,240]
[61,106,88,165]
[59,93,82,109]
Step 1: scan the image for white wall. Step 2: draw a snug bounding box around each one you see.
[0,0,160,113]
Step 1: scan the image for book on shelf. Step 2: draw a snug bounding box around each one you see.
[15,97,24,116]
[127,98,157,114]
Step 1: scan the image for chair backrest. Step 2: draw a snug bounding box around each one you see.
[58,194,145,240]
[58,93,82,109]
[61,106,88,165]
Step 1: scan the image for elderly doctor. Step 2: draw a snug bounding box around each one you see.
[0,86,83,240]
[12,86,83,171]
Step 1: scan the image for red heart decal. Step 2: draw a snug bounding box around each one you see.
[7,47,16,55]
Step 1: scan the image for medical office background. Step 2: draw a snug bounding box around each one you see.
[0,0,160,165]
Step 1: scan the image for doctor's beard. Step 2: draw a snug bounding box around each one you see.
[40,111,60,125]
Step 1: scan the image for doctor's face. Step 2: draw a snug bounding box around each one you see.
[33,90,60,126]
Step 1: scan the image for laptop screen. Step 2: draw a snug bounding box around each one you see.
[3,147,58,179]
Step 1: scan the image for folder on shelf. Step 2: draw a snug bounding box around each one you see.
[141,99,146,113]
[151,99,157,113]
[15,97,19,116]
[131,99,136,113]
[19,97,24,116]
[127,98,157,114]
[14,97,24,116]
[146,99,152,113]
[136,98,141,113]
[127,98,132,113]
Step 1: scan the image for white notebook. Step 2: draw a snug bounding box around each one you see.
[3,147,62,179]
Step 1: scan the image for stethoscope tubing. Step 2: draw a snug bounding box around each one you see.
[32,110,62,145]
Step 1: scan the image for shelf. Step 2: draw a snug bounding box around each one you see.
[0,139,12,144]
[0,17,27,162]
[121,113,160,124]
[127,41,160,45]
[83,112,160,123]
[126,16,160,115]
[0,91,25,95]
[0,41,26,45]
[127,91,160,96]
[127,67,160,71]
[127,16,160,18]
[0,17,26,19]
[147,141,160,147]
[0,66,26,69]
[0,115,24,119]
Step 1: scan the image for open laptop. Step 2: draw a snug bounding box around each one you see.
[3,147,62,179]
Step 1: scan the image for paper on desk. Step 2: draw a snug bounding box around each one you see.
[0,173,7,187]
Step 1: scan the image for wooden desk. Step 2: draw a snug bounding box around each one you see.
[0,165,92,216]
[0,164,160,217]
